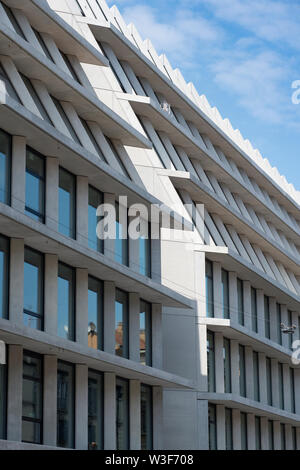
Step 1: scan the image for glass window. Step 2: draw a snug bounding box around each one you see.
[239,345,246,398]
[116,377,129,450]
[139,232,151,277]
[251,287,258,333]
[25,148,45,222]
[276,303,282,345]
[278,363,284,410]
[207,331,215,392]
[223,338,231,393]
[268,420,274,450]
[58,263,75,341]
[88,276,103,350]
[264,296,270,339]
[141,384,153,450]
[24,247,44,331]
[255,416,261,450]
[205,260,214,318]
[208,404,217,450]
[22,352,43,444]
[290,368,295,414]
[115,202,129,266]
[88,185,104,253]
[288,310,293,350]
[59,167,76,239]
[0,234,9,320]
[253,351,260,402]
[266,357,272,406]
[88,370,103,450]
[0,128,11,205]
[51,96,80,144]
[115,289,129,359]
[225,408,233,450]
[140,300,152,366]
[0,357,7,440]
[240,412,248,450]
[280,423,286,450]
[57,361,75,449]
[221,269,229,319]
[237,278,244,326]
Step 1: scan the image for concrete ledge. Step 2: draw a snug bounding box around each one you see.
[0,439,65,450]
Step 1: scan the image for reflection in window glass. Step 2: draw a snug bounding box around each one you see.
[278,363,284,410]
[116,377,129,450]
[57,361,75,449]
[0,128,11,205]
[88,276,103,350]
[24,247,44,331]
[237,278,244,326]
[251,287,258,333]
[208,404,217,450]
[140,300,152,366]
[205,260,214,318]
[276,303,282,345]
[59,167,76,239]
[58,263,75,341]
[25,148,45,222]
[223,338,231,393]
[207,331,215,392]
[88,370,103,450]
[22,352,43,444]
[241,412,248,450]
[0,234,9,320]
[266,357,272,406]
[239,345,246,398]
[255,416,261,450]
[141,384,153,450]
[139,223,151,277]
[88,186,104,253]
[253,351,260,402]
[115,203,128,266]
[280,423,286,450]
[221,269,229,319]
[115,289,129,359]
[264,296,270,339]
[268,420,274,450]
[225,408,233,450]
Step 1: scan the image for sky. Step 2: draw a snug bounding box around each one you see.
[107,0,300,191]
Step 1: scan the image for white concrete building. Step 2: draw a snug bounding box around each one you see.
[0,0,299,450]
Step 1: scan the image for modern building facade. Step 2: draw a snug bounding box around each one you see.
[0,0,299,451]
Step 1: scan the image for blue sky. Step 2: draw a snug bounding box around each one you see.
[108,0,300,191]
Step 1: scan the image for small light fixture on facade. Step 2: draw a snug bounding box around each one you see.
[280,323,297,334]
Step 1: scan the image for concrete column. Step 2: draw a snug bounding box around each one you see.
[216,404,225,450]
[230,340,239,394]
[269,297,277,343]
[232,409,241,450]
[152,304,162,369]
[243,281,252,330]
[104,281,115,355]
[213,262,222,318]
[297,428,300,450]
[104,373,116,450]
[257,289,265,338]
[7,345,23,442]
[261,417,269,450]
[11,136,26,212]
[271,358,279,408]
[258,352,267,404]
[245,346,254,400]
[129,293,140,363]
[273,421,281,450]
[44,254,58,335]
[76,176,89,246]
[75,364,88,450]
[129,380,141,450]
[215,333,224,393]
[229,272,238,324]
[283,364,291,412]
[43,355,57,446]
[285,424,293,450]
[151,222,161,283]
[46,157,59,231]
[281,305,289,349]
[9,239,24,324]
[197,399,209,450]
[76,268,88,346]
[247,414,255,450]
[197,325,207,391]
[153,386,163,450]
[104,193,115,261]
[194,251,206,318]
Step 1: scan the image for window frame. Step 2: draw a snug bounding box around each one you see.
[23,246,44,331]
[22,350,43,445]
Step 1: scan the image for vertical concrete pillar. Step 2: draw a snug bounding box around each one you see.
[297,428,300,450]
[46,157,59,231]
[152,304,162,369]
[281,305,289,349]
[76,176,89,246]
[257,289,265,338]
[151,221,161,283]
[43,355,57,446]
[273,421,281,450]
[230,340,239,394]
[104,373,116,450]
[285,424,293,450]
[44,254,58,335]
[194,251,206,318]
[245,346,254,400]
[76,268,88,346]
[232,409,241,450]
[75,364,88,450]
[104,281,115,355]
[243,281,252,330]
[247,414,255,450]
[9,238,24,324]
[197,324,207,391]
[229,272,238,324]
[269,297,277,343]
[216,404,225,450]
[153,386,163,450]
[197,399,209,450]
[11,136,26,212]
[129,380,141,450]
[213,262,222,318]
[7,345,23,442]
[258,352,267,404]
[261,417,269,450]
[129,293,140,363]
[214,333,224,393]
[104,193,115,261]
[283,364,291,412]
[271,358,279,408]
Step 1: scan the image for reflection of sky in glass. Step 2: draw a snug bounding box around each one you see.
[24,262,38,313]
[26,172,41,215]
[0,252,3,318]
[115,221,123,264]
[139,237,149,276]
[58,276,70,339]
[59,187,71,237]
[140,311,145,330]
[0,152,6,203]
[88,204,97,250]
[115,300,123,329]
[88,289,98,333]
